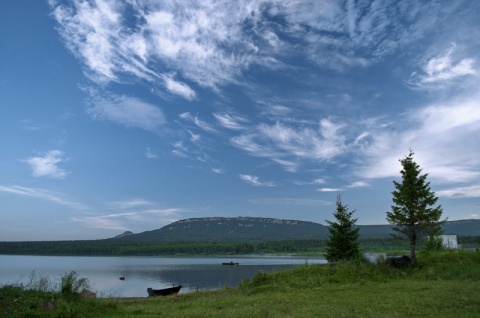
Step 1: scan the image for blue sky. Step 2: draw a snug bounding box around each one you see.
[1,0,479,241]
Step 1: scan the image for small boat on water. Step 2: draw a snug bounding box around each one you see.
[222,261,239,265]
[147,285,182,297]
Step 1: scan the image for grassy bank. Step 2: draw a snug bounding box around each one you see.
[1,251,479,317]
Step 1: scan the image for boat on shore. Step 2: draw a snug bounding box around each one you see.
[147,285,182,297]
[222,261,239,265]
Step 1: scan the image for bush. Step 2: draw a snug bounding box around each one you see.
[60,271,90,301]
[423,236,444,253]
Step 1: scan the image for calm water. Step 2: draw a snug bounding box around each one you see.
[0,255,326,297]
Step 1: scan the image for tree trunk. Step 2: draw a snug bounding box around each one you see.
[410,235,417,265]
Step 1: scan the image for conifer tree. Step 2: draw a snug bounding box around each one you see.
[386,150,446,264]
[325,193,360,262]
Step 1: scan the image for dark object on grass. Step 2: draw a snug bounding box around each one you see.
[222,261,239,265]
[81,289,96,299]
[387,255,411,268]
[43,302,55,312]
[147,285,182,297]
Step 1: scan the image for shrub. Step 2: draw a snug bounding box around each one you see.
[423,236,445,253]
[60,271,90,301]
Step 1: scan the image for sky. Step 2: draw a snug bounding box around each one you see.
[1,0,479,241]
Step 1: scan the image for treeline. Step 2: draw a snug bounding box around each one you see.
[1,237,477,256]
[0,238,415,256]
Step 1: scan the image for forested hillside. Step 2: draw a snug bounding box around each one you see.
[0,217,478,256]
[111,217,480,242]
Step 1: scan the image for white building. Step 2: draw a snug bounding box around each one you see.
[440,235,458,249]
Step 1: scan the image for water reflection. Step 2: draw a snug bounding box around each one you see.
[125,264,298,292]
[0,255,326,298]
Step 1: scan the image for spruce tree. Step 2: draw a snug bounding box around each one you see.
[325,193,360,262]
[386,150,446,264]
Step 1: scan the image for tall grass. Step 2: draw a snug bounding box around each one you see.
[0,271,117,318]
[60,271,90,301]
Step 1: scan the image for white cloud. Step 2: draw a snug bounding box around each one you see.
[51,0,123,83]
[347,181,370,188]
[50,0,256,91]
[163,75,196,100]
[50,1,446,94]
[188,131,201,143]
[239,174,275,187]
[295,178,327,186]
[418,98,480,134]
[86,92,165,132]
[437,185,480,198]
[230,134,265,156]
[354,132,370,144]
[172,141,189,158]
[71,215,128,231]
[213,112,248,130]
[231,118,346,172]
[71,208,182,230]
[271,158,298,173]
[261,104,293,118]
[24,150,68,179]
[179,112,216,133]
[356,92,480,184]
[249,198,331,206]
[171,139,212,163]
[145,147,158,159]
[212,168,224,174]
[107,198,152,210]
[0,185,86,209]
[318,188,341,192]
[420,45,476,84]
[259,119,346,160]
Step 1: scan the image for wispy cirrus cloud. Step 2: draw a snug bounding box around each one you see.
[318,188,341,192]
[437,185,480,198]
[347,181,370,188]
[294,178,327,186]
[171,140,213,164]
[86,91,165,132]
[49,0,446,94]
[23,150,68,179]
[179,112,216,133]
[249,197,331,206]
[0,185,86,209]
[106,198,153,210]
[163,74,196,100]
[356,92,480,184]
[213,112,248,130]
[409,44,477,88]
[239,174,275,187]
[71,208,182,231]
[212,168,224,174]
[231,118,346,172]
[145,147,158,159]
[172,141,189,159]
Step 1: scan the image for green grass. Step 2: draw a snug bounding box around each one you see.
[2,251,479,317]
[0,271,118,318]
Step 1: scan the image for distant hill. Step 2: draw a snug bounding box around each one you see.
[113,231,134,238]
[0,218,477,257]
[110,217,480,242]
[112,217,329,242]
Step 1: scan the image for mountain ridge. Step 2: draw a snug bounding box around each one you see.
[111,217,480,242]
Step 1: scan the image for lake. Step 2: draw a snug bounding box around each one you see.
[0,255,326,297]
